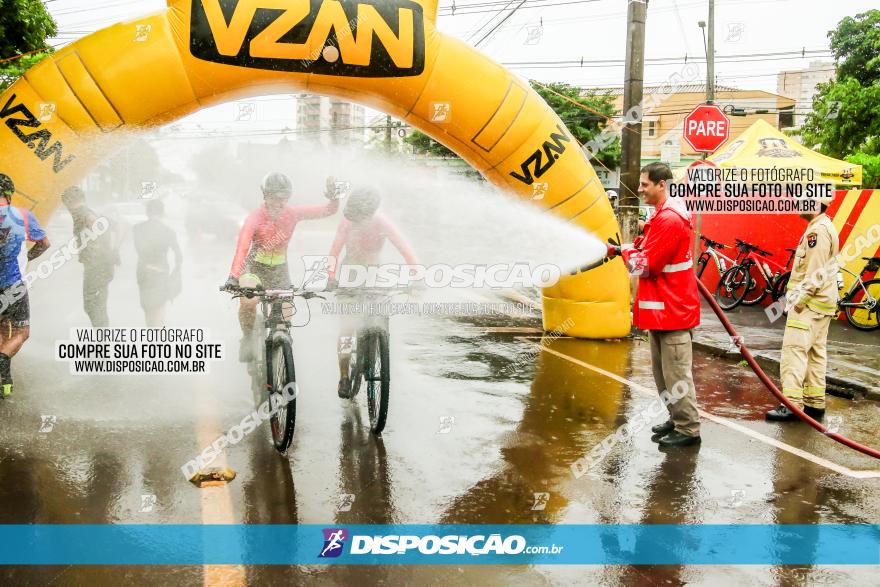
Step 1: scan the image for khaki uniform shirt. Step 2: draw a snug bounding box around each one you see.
[786,214,840,316]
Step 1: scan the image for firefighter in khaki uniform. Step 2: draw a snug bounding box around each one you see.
[766,194,839,421]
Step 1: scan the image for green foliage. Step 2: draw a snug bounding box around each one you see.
[829,10,880,86]
[0,0,57,91]
[405,81,621,170]
[405,129,456,157]
[801,10,880,159]
[0,50,51,91]
[845,152,880,188]
[530,81,621,170]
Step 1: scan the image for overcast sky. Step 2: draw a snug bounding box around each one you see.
[46,0,877,130]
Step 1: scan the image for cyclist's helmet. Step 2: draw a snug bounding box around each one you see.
[343,186,381,222]
[0,174,14,201]
[261,172,293,201]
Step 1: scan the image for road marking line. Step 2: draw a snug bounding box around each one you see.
[196,385,247,587]
[519,338,880,479]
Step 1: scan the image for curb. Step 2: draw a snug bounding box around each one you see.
[692,339,878,402]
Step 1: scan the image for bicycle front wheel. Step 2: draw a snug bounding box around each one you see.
[844,278,880,331]
[268,336,297,452]
[740,264,768,306]
[364,329,390,435]
[716,266,749,310]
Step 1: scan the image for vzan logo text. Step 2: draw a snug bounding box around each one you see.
[1,95,75,174]
[510,124,571,185]
[190,0,426,77]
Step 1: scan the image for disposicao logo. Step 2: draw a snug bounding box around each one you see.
[319,528,349,558]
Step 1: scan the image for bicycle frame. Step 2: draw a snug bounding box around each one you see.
[741,247,795,285]
[839,267,876,308]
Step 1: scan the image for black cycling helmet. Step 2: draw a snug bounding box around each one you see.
[0,174,14,201]
[344,186,381,222]
[261,172,293,200]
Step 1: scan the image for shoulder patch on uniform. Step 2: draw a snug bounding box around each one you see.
[807,232,817,248]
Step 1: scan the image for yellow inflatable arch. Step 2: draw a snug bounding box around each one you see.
[0,0,630,338]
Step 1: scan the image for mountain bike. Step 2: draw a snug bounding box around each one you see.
[839,256,880,331]
[716,239,796,310]
[332,287,410,435]
[220,284,324,453]
[696,235,742,279]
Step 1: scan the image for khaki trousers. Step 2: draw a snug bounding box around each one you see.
[781,307,832,409]
[649,329,701,437]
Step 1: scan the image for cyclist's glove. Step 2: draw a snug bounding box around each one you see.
[223,276,239,291]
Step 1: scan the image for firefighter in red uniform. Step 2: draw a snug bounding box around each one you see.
[609,163,702,447]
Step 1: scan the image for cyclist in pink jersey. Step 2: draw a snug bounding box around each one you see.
[327,186,419,397]
[225,173,339,361]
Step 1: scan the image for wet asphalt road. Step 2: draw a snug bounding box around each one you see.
[1,227,879,586]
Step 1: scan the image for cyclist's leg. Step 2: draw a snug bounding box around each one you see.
[337,314,356,395]
[237,272,262,361]
[0,286,32,397]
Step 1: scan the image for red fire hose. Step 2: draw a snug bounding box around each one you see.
[697,279,880,460]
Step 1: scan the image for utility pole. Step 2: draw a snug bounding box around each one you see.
[707,0,715,103]
[695,0,715,254]
[618,0,647,245]
[385,114,392,151]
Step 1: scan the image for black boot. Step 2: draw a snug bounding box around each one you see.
[657,430,701,447]
[803,406,826,419]
[337,377,351,399]
[651,420,675,443]
[651,420,674,435]
[765,405,800,421]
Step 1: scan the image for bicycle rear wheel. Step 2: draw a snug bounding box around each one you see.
[716,266,749,310]
[268,336,297,452]
[770,271,791,303]
[364,329,390,435]
[844,278,880,330]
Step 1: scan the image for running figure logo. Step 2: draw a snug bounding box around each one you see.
[319,528,349,558]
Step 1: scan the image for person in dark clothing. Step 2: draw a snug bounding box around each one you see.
[61,187,119,327]
[133,199,182,326]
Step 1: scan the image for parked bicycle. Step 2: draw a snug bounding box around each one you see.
[716,239,796,311]
[838,256,880,331]
[696,235,742,279]
[220,284,324,453]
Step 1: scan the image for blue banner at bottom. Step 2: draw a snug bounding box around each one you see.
[0,525,878,565]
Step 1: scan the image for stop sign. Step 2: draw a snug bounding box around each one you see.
[683,103,730,153]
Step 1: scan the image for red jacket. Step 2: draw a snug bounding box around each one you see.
[621,198,700,331]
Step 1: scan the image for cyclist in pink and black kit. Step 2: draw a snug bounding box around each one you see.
[327,186,419,397]
[225,173,339,361]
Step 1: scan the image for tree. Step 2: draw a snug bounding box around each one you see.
[404,129,456,157]
[0,0,58,91]
[801,10,880,158]
[845,152,880,189]
[405,81,621,170]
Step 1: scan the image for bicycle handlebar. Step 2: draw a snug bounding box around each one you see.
[733,238,772,256]
[220,284,325,301]
[700,236,726,250]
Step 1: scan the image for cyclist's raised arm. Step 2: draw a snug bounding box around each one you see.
[23,209,50,260]
[327,219,351,279]
[230,212,257,278]
[381,216,419,266]
[295,198,340,220]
